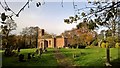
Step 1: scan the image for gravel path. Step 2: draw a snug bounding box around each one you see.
[53,48,75,68]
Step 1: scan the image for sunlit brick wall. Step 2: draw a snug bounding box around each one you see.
[56,38,65,48]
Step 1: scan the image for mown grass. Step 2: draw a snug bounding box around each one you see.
[1,47,120,67]
[59,48,119,67]
[2,48,58,67]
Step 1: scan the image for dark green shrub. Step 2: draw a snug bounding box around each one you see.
[78,44,86,49]
[72,44,77,48]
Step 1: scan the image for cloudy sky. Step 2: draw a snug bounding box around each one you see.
[0,0,107,35]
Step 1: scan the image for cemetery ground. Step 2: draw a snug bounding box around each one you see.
[1,47,120,67]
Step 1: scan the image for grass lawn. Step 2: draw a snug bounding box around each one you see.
[59,48,119,67]
[2,48,58,67]
[1,47,120,67]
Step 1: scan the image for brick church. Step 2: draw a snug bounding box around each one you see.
[37,28,68,49]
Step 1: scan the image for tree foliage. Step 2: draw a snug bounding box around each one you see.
[62,24,97,47]
[64,1,120,37]
[0,0,45,17]
[20,27,38,48]
[0,14,15,50]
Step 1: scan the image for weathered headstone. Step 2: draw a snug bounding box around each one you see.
[73,53,79,58]
[40,48,43,57]
[28,53,31,59]
[45,49,47,52]
[32,53,35,58]
[36,49,39,54]
[10,46,13,52]
[19,54,25,62]
[73,53,76,58]
[4,48,12,56]
[18,47,20,52]
[4,48,8,56]
[43,48,47,52]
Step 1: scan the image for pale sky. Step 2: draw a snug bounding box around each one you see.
[0,0,107,35]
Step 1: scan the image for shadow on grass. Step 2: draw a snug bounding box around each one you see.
[111,59,120,67]
[44,50,55,54]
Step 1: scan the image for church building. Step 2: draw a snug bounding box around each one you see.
[37,28,68,49]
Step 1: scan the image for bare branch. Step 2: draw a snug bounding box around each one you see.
[94,1,120,13]
[0,1,6,11]
[4,0,16,15]
[16,0,30,17]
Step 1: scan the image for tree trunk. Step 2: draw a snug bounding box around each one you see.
[105,46,112,66]
[112,20,116,37]
[23,36,26,48]
[106,47,110,63]
[118,18,120,60]
[36,28,39,48]
[4,30,12,56]
[30,36,32,48]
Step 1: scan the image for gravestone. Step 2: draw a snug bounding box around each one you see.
[73,53,79,58]
[40,48,43,57]
[32,53,35,58]
[10,46,13,52]
[45,49,47,52]
[43,48,47,52]
[28,53,31,59]
[36,49,39,54]
[4,48,12,56]
[18,47,20,52]
[73,53,76,58]
[19,54,25,62]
